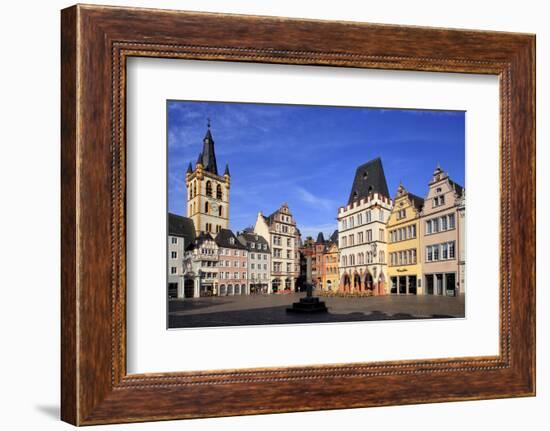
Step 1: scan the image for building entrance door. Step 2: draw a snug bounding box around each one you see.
[398,276,407,294]
[408,275,417,295]
[445,273,456,296]
[426,275,434,295]
[184,279,195,298]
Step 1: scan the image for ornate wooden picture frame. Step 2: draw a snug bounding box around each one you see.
[61,4,535,425]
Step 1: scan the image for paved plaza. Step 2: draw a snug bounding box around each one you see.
[168,292,465,328]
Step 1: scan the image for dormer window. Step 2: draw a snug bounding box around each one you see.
[229,237,235,245]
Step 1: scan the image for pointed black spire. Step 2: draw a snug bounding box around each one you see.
[316,232,325,244]
[196,152,203,167]
[224,163,230,176]
[187,162,193,174]
[200,119,218,175]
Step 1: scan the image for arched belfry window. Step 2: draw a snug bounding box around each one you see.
[216,184,222,200]
[206,181,212,197]
[193,182,197,197]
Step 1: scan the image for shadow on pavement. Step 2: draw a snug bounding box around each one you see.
[168,305,448,329]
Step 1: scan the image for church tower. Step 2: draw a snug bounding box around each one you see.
[185,120,230,236]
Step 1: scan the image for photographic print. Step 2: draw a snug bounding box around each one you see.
[167,101,466,329]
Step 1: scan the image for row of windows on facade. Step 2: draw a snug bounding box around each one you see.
[176,245,269,259]
[202,260,246,268]
[198,261,268,270]
[219,285,247,295]
[196,248,246,257]
[340,208,386,230]
[341,251,386,267]
[250,252,268,259]
[193,271,247,280]
[390,249,417,266]
[389,224,417,243]
[341,228,385,248]
[219,272,247,280]
[272,248,298,259]
[425,241,456,262]
[188,180,224,200]
[170,267,271,280]
[273,223,296,234]
[272,236,295,247]
[175,250,247,261]
[425,214,455,234]
[277,213,292,223]
[388,214,456,243]
[248,242,268,251]
[273,262,295,273]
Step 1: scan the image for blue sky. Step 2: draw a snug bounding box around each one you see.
[168,101,465,239]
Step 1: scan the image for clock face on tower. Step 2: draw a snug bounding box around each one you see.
[211,202,219,213]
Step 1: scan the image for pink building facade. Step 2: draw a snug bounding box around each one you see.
[421,165,465,297]
[215,228,248,296]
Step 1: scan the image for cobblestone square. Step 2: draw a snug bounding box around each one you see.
[168,293,465,328]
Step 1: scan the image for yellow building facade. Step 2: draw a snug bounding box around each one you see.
[387,184,424,295]
[321,241,339,292]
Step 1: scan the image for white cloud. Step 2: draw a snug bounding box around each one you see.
[294,186,336,210]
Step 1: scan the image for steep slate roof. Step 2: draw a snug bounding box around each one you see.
[215,228,247,250]
[316,232,326,244]
[329,229,339,245]
[168,213,196,244]
[199,126,219,175]
[449,179,465,198]
[347,157,390,205]
[237,231,271,253]
[186,231,214,251]
[408,193,425,213]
